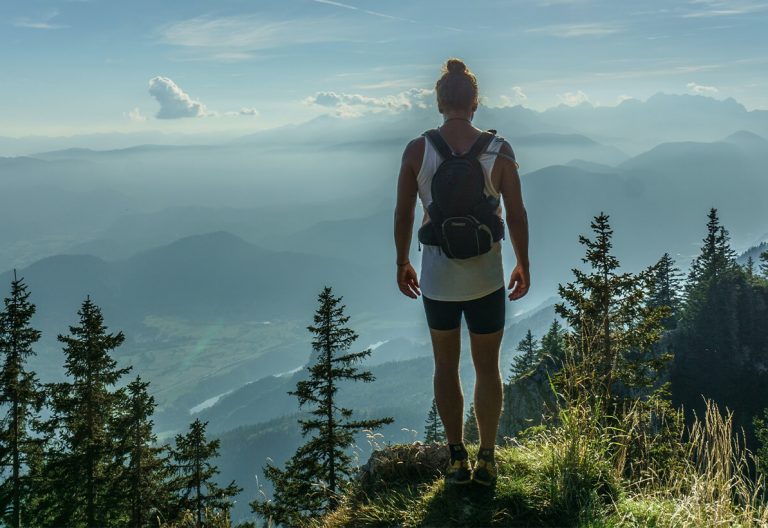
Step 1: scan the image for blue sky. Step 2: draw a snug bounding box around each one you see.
[1,0,767,136]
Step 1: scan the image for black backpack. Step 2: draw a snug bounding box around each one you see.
[417,128,509,259]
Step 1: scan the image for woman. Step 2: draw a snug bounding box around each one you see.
[393,58,530,487]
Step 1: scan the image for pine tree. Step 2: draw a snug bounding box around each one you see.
[41,296,133,527]
[167,418,241,528]
[0,271,46,528]
[745,255,755,281]
[463,403,479,444]
[509,329,539,381]
[555,213,670,411]
[424,398,445,444]
[760,250,768,279]
[540,320,566,367]
[671,214,768,450]
[251,286,394,525]
[685,209,738,310]
[111,376,174,528]
[649,253,683,329]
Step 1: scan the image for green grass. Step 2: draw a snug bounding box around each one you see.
[314,443,622,528]
[310,403,768,528]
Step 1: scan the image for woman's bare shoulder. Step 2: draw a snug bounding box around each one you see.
[401,136,426,172]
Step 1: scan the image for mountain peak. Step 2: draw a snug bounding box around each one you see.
[722,130,767,145]
[645,92,747,113]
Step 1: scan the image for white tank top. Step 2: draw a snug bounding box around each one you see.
[416,132,507,302]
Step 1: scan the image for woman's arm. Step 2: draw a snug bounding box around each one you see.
[393,138,422,299]
[498,141,530,301]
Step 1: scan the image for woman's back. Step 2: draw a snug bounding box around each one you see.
[415,122,507,301]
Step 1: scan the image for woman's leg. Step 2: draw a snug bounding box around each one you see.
[464,288,506,449]
[429,327,463,444]
[469,329,504,449]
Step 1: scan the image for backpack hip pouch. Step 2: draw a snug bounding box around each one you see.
[440,215,494,259]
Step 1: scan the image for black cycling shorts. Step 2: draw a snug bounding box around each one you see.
[422,287,505,334]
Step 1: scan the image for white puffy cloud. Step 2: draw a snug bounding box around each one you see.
[499,86,527,107]
[687,81,719,95]
[124,107,147,122]
[304,88,433,117]
[557,90,591,106]
[238,107,259,116]
[223,107,260,117]
[148,76,208,119]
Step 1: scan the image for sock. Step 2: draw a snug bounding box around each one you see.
[478,446,495,463]
[448,443,468,462]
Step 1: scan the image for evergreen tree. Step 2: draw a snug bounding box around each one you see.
[555,213,670,411]
[111,376,174,528]
[760,250,768,279]
[167,418,241,528]
[745,255,755,281]
[649,253,683,329]
[424,398,445,444]
[684,208,738,312]
[39,296,133,527]
[539,320,566,367]
[671,215,768,452]
[251,286,394,525]
[0,271,46,528]
[509,329,539,381]
[463,403,479,444]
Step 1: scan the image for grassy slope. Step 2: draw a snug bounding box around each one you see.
[314,442,685,528]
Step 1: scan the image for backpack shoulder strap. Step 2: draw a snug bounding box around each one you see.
[465,130,496,159]
[485,137,519,166]
[423,129,454,160]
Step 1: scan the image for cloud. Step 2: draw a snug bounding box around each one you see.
[616,94,635,104]
[224,107,260,117]
[157,15,347,61]
[311,0,463,32]
[13,8,68,29]
[497,86,528,107]
[148,77,208,119]
[525,23,622,37]
[557,90,591,106]
[687,81,719,95]
[312,0,416,23]
[304,88,433,117]
[682,0,768,17]
[124,107,147,122]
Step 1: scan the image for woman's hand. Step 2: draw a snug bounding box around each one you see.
[397,262,421,299]
[508,263,530,301]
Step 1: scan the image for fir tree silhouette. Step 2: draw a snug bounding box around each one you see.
[0,271,46,528]
[111,375,173,528]
[463,403,479,444]
[167,418,241,528]
[555,213,670,411]
[649,253,683,330]
[41,296,132,527]
[251,286,394,525]
[424,398,446,444]
[509,329,539,381]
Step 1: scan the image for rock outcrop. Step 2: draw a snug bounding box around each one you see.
[356,442,449,490]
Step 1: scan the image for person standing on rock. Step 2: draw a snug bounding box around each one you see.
[393,58,530,487]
